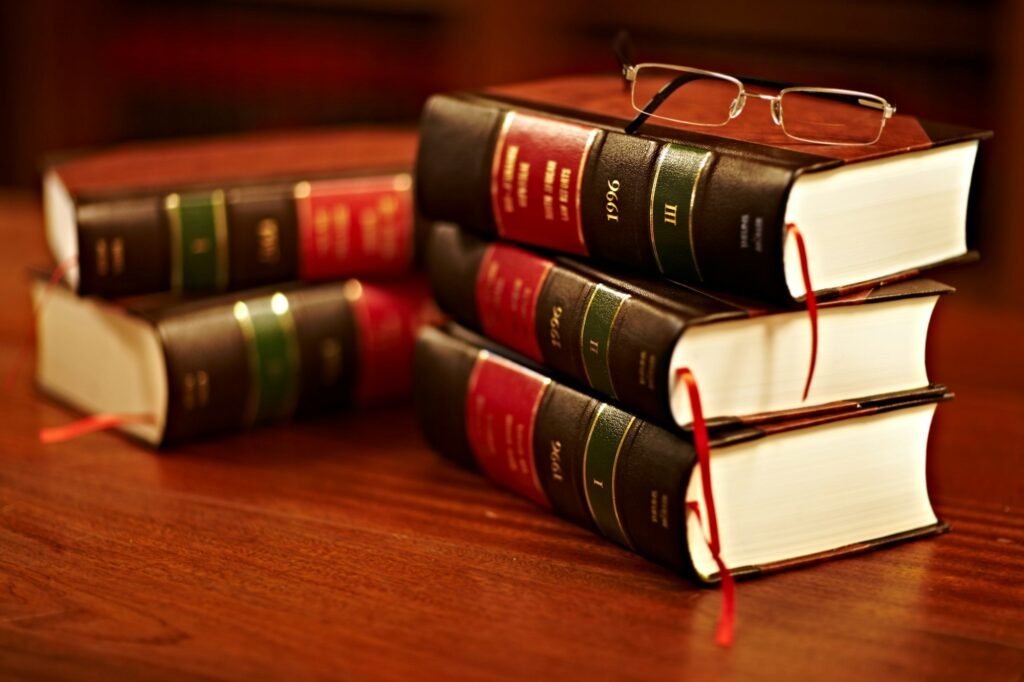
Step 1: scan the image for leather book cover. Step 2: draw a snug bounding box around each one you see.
[82,277,437,447]
[427,224,952,427]
[414,325,949,584]
[47,128,422,297]
[415,76,990,304]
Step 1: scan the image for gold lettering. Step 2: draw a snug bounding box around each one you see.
[182,370,209,410]
[542,160,557,220]
[664,203,679,226]
[501,145,519,213]
[257,218,280,264]
[314,207,331,255]
[95,239,109,277]
[378,194,397,216]
[543,161,556,195]
[593,478,604,488]
[589,338,600,355]
[516,161,531,209]
[111,237,125,275]
[549,305,563,349]
[550,439,563,482]
[558,167,572,221]
[196,370,209,407]
[360,207,379,255]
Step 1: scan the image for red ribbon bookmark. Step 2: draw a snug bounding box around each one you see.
[39,413,155,444]
[677,367,736,648]
[786,223,818,401]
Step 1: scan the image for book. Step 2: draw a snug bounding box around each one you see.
[34,277,437,447]
[427,224,950,429]
[44,128,420,298]
[415,325,948,583]
[414,75,990,304]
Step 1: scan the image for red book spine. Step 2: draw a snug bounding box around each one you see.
[464,351,552,508]
[349,279,440,404]
[489,112,598,256]
[295,174,415,281]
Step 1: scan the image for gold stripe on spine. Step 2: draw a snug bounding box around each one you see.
[581,404,637,551]
[580,403,605,528]
[648,146,670,275]
[602,288,629,397]
[232,300,261,427]
[489,111,516,237]
[271,292,301,419]
[165,193,183,293]
[574,129,600,251]
[687,153,712,282]
[609,416,637,551]
[517,355,552,499]
[577,285,600,387]
[211,189,230,291]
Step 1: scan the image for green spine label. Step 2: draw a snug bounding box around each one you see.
[649,143,711,282]
[233,293,301,426]
[580,284,629,398]
[166,190,230,292]
[582,403,636,549]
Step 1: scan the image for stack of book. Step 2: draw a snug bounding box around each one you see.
[410,73,989,643]
[34,129,438,446]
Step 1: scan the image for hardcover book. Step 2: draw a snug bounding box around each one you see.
[44,128,421,297]
[34,277,437,447]
[415,75,990,304]
[428,225,950,429]
[415,325,948,583]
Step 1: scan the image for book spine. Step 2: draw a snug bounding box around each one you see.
[414,326,697,577]
[74,173,416,297]
[415,95,796,303]
[427,227,684,425]
[157,278,435,445]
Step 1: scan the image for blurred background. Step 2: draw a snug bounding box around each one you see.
[1,0,1021,503]
[1,0,1021,305]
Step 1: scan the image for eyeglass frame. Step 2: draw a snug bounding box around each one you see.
[617,55,897,146]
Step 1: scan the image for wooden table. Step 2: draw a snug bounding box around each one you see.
[1,191,1022,680]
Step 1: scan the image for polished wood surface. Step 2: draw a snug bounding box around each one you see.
[1,191,1022,680]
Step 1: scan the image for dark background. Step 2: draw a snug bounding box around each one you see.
[1,0,1021,306]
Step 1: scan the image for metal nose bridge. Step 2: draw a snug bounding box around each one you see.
[744,92,778,102]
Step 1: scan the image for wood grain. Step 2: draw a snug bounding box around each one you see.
[1,192,1022,680]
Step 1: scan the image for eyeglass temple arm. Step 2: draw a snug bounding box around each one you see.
[626,71,707,134]
[613,30,635,76]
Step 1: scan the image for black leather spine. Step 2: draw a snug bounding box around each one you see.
[415,94,807,304]
[414,326,698,577]
[76,197,169,297]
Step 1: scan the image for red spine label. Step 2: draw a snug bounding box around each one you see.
[349,279,439,404]
[475,244,552,363]
[465,352,551,508]
[296,174,414,280]
[490,112,598,256]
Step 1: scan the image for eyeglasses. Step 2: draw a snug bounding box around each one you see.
[614,32,896,146]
